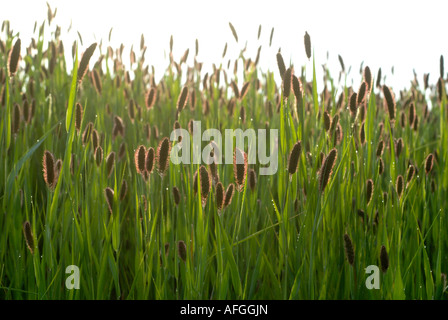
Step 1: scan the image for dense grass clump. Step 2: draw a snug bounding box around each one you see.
[0,9,447,300]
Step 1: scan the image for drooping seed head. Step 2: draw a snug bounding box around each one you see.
[343,234,354,266]
[288,140,302,177]
[134,145,146,174]
[425,153,434,175]
[43,150,56,189]
[23,221,34,254]
[233,148,248,192]
[380,245,389,272]
[104,187,114,214]
[304,31,311,60]
[156,137,171,177]
[319,148,338,193]
[228,22,238,43]
[8,38,21,76]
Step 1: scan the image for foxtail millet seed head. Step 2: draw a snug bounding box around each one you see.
[248,169,257,192]
[396,175,404,199]
[134,145,146,174]
[157,137,171,177]
[43,150,56,189]
[319,148,338,192]
[177,240,187,262]
[283,67,293,99]
[104,187,114,214]
[75,102,83,132]
[119,179,128,201]
[357,81,367,105]
[82,122,94,145]
[292,74,303,101]
[106,152,115,178]
[380,245,389,272]
[288,140,302,177]
[177,86,189,112]
[364,66,372,92]
[228,22,238,43]
[276,52,286,79]
[349,92,358,115]
[145,87,157,109]
[224,183,235,208]
[172,187,181,206]
[343,234,354,266]
[199,165,211,207]
[338,55,345,72]
[233,148,248,192]
[323,111,331,132]
[77,42,97,83]
[23,221,34,254]
[8,38,21,76]
[378,158,384,175]
[95,146,103,167]
[406,164,415,187]
[382,85,396,120]
[12,103,21,134]
[359,121,366,145]
[409,103,415,127]
[425,153,434,175]
[304,31,311,60]
[145,147,155,174]
[240,82,250,100]
[366,179,374,205]
[376,140,384,158]
[216,182,224,213]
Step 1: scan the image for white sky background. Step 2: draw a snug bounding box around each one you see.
[1,0,447,94]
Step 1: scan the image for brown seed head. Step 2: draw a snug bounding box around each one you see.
[199,165,211,207]
[145,87,157,109]
[75,103,83,132]
[276,52,286,79]
[380,245,389,272]
[95,146,103,167]
[23,221,34,254]
[177,240,187,262]
[376,140,384,158]
[43,150,56,189]
[216,182,224,212]
[349,92,358,115]
[224,183,235,208]
[357,81,367,105]
[145,147,155,174]
[283,67,293,99]
[343,234,354,266]
[248,169,257,192]
[319,148,338,193]
[425,153,434,175]
[366,179,374,205]
[119,179,128,201]
[396,175,404,199]
[104,187,114,214]
[157,137,171,177]
[304,31,311,60]
[8,38,21,76]
[106,151,115,178]
[383,85,396,120]
[172,186,181,206]
[288,140,302,177]
[233,148,248,192]
[134,145,146,174]
[177,86,189,112]
[77,43,97,83]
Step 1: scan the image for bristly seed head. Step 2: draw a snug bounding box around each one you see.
[319,148,338,193]
[75,102,83,133]
[199,165,211,207]
[425,153,434,175]
[104,187,114,214]
[177,240,187,262]
[156,137,171,177]
[396,175,404,199]
[23,221,34,254]
[343,233,354,266]
[77,42,97,83]
[366,179,374,205]
[119,179,128,201]
[383,85,396,120]
[145,147,155,174]
[380,245,389,272]
[216,182,224,213]
[288,140,302,177]
[304,31,311,60]
[172,186,181,206]
[248,169,257,192]
[43,150,56,190]
[8,38,21,76]
[276,52,286,80]
[106,151,115,178]
[233,148,248,192]
[134,145,146,174]
[177,86,189,113]
[224,183,235,208]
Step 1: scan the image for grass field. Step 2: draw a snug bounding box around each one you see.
[0,11,447,300]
